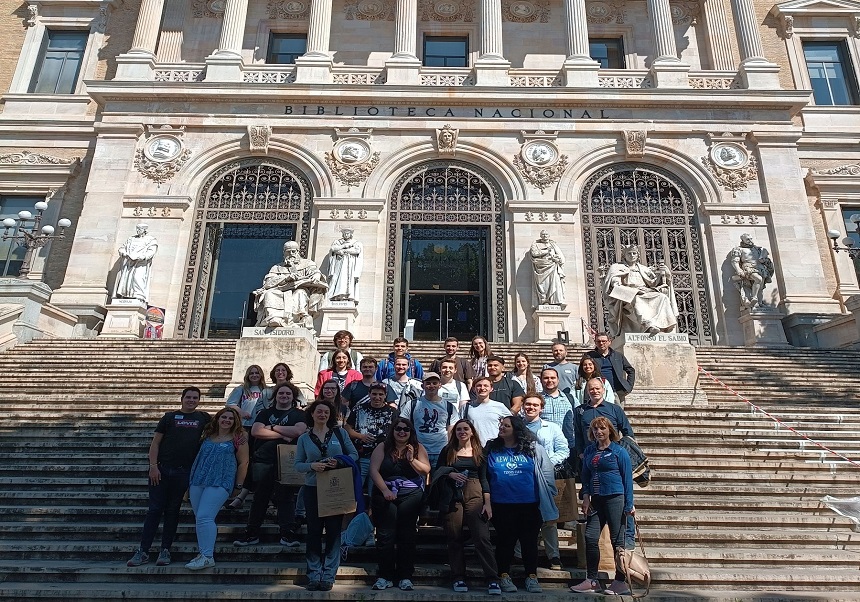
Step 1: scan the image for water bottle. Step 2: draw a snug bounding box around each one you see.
[456,469,469,488]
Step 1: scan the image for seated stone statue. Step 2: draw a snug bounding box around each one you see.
[602,245,678,337]
[253,241,328,329]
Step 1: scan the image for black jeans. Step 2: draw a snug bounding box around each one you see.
[139,465,189,552]
[584,493,626,581]
[371,487,423,582]
[491,501,542,576]
[245,464,298,537]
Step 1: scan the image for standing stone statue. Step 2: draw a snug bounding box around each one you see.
[253,241,328,329]
[602,245,678,337]
[327,228,363,304]
[113,223,158,303]
[729,233,775,309]
[530,230,566,308]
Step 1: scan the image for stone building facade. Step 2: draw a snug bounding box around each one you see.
[2,0,860,346]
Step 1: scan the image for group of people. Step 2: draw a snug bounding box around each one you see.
[127,329,643,596]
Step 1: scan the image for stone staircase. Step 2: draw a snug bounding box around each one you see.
[1,339,860,600]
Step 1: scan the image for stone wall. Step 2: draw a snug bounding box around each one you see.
[0,4,31,103]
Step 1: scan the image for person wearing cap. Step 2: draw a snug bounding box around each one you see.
[399,372,458,467]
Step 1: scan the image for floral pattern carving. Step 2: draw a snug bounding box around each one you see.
[702,153,758,197]
[514,153,569,193]
[668,0,699,24]
[135,147,192,184]
[586,0,624,23]
[502,0,550,22]
[623,130,646,157]
[325,151,381,191]
[192,0,225,17]
[344,0,395,20]
[0,150,76,165]
[419,0,475,22]
[811,163,860,176]
[267,0,310,19]
[248,125,272,153]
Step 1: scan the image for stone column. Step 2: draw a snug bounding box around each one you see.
[562,0,599,87]
[295,0,334,83]
[204,0,249,81]
[129,0,164,55]
[475,0,510,85]
[646,0,690,87]
[749,131,841,345]
[157,0,187,63]
[115,0,164,79]
[730,0,780,88]
[701,0,734,70]
[386,0,421,85]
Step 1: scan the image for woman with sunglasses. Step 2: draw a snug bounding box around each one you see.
[435,419,500,595]
[368,418,431,592]
[294,400,358,591]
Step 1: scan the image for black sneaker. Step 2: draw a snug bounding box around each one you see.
[233,534,260,547]
[279,534,301,547]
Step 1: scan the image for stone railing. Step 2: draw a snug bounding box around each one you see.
[331,66,386,85]
[153,64,206,82]
[689,71,742,89]
[242,66,297,84]
[598,70,653,89]
[509,70,563,87]
[419,68,475,86]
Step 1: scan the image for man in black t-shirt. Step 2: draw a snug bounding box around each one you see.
[342,357,378,409]
[234,382,308,547]
[127,387,209,568]
[486,355,525,413]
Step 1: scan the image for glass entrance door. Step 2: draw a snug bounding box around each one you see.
[400,225,489,340]
[202,223,295,338]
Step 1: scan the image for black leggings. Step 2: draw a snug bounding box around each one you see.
[584,493,626,581]
[371,488,423,581]
[491,502,542,576]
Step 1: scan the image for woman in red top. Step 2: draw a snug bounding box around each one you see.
[315,349,362,397]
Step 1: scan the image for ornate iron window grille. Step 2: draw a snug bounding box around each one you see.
[177,158,313,337]
[581,163,714,345]
[384,161,507,341]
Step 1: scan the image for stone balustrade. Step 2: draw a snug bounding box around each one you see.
[153,64,206,82]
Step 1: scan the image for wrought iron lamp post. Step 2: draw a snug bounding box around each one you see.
[1,201,72,279]
[828,214,860,260]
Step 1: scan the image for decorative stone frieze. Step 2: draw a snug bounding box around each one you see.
[418,0,475,21]
[267,0,311,19]
[719,214,760,225]
[325,136,380,191]
[514,138,568,193]
[0,151,76,166]
[192,0,225,17]
[810,163,860,176]
[702,141,758,197]
[134,126,191,184]
[247,125,272,153]
[668,0,699,24]
[501,0,550,22]
[586,0,624,23]
[623,130,646,157]
[344,0,396,20]
[436,124,459,155]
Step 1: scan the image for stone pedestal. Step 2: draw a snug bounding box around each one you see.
[738,60,781,90]
[563,60,600,87]
[294,55,334,84]
[649,60,691,88]
[474,60,511,86]
[99,299,146,338]
[319,301,358,338]
[232,327,318,399]
[615,332,705,405]
[0,279,76,347]
[738,307,789,346]
[204,53,244,82]
[384,57,421,85]
[115,53,156,80]
[532,305,572,343]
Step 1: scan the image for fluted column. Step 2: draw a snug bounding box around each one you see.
[393,0,418,58]
[646,0,678,61]
[701,0,734,70]
[479,0,505,60]
[129,0,165,55]
[215,0,249,56]
[730,0,765,62]
[305,0,333,56]
[157,0,186,62]
[562,0,600,86]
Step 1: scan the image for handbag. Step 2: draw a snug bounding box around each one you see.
[614,517,651,597]
[617,435,652,487]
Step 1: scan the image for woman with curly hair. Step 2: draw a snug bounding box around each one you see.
[485,415,557,594]
[369,417,431,592]
[185,406,249,570]
[436,419,499,594]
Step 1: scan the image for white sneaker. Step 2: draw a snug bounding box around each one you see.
[185,554,215,570]
[372,578,393,590]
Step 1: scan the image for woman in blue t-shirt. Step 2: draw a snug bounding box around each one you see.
[485,415,557,594]
[570,416,635,596]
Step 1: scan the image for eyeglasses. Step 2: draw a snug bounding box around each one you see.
[394,426,411,433]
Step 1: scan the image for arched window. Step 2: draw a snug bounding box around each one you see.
[581,163,714,344]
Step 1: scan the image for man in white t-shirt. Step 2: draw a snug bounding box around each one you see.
[400,372,458,467]
[437,358,470,410]
[463,376,512,446]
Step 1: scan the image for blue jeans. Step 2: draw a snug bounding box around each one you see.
[584,493,627,581]
[304,486,343,584]
[139,465,190,552]
[189,485,230,557]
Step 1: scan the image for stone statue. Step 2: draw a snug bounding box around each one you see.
[113,224,158,303]
[253,241,328,329]
[729,233,774,309]
[436,124,458,154]
[530,230,566,308]
[327,228,363,304]
[602,245,678,337]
